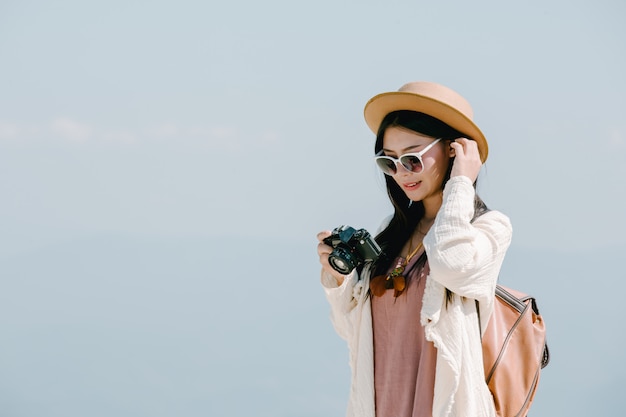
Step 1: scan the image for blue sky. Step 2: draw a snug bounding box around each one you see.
[1,0,625,416]
[1,0,624,256]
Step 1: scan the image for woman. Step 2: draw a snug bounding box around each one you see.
[316,81,512,417]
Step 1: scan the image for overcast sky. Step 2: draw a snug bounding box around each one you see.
[1,1,625,416]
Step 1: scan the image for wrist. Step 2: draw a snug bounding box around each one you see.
[321,270,345,288]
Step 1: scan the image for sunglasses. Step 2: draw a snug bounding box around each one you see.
[374,138,442,176]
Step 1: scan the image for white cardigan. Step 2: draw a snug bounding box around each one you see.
[322,176,513,417]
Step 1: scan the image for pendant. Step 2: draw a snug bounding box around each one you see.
[388,259,407,293]
[370,259,407,297]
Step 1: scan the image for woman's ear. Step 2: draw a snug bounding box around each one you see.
[448,140,456,157]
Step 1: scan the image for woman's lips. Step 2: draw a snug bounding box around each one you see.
[402,181,421,191]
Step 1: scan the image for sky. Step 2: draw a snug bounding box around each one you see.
[0,0,625,416]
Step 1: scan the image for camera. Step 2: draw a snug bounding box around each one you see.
[323,225,383,275]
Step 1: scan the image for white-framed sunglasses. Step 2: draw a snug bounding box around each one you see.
[374,138,442,176]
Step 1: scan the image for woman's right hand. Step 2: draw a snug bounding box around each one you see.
[450,138,483,182]
[317,230,347,286]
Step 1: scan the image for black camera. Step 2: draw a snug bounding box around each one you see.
[323,225,383,275]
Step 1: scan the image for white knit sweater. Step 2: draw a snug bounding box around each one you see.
[322,176,513,417]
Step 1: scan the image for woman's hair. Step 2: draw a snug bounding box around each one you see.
[372,110,489,279]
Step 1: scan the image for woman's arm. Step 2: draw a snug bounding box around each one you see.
[423,176,512,302]
[317,230,368,340]
[321,269,364,340]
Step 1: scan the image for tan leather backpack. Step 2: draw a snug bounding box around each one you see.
[478,285,550,417]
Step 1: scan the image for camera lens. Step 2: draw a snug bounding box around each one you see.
[328,247,358,275]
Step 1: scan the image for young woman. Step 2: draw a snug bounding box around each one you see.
[316,82,512,417]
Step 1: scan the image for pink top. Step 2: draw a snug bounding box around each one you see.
[371,251,437,417]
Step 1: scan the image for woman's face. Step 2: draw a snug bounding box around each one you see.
[381,126,451,204]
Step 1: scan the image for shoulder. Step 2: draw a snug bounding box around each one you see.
[475,209,513,242]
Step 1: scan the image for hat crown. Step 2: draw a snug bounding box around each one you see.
[397,81,474,120]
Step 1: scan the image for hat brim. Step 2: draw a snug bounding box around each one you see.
[364,91,489,162]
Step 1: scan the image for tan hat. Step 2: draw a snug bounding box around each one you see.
[364,81,488,162]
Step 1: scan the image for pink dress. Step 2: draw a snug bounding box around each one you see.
[371,251,437,417]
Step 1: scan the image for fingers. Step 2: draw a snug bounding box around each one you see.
[451,138,479,157]
[317,231,332,255]
[317,230,332,242]
[316,230,333,263]
[450,138,483,182]
[316,230,345,284]
[317,241,332,257]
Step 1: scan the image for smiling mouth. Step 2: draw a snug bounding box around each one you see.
[403,181,421,189]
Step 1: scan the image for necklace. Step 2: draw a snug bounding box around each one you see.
[370,237,424,297]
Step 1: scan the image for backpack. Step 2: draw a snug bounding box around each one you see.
[477,284,550,417]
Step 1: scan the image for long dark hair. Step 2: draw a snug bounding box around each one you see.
[372,110,489,282]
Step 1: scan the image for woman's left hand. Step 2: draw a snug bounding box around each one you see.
[450,138,483,182]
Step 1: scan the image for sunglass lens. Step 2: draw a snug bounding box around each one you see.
[376,158,397,175]
[400,155,423,173]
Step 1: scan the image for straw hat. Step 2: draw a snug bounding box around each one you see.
[364,81,488,162]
